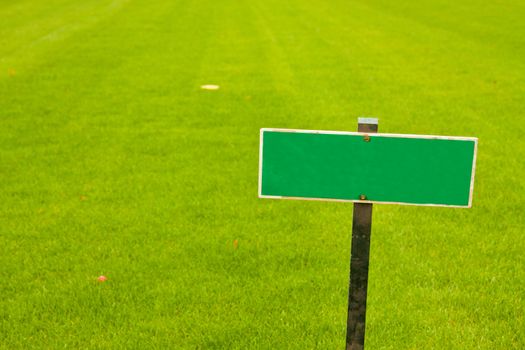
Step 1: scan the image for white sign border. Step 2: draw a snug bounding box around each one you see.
[258,128,478,208]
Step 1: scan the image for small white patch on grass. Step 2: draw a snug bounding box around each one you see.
[201,84,220,90]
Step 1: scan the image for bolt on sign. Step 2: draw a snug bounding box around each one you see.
[258,119,478,349]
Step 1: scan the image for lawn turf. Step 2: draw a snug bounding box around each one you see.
[1,0,524,348]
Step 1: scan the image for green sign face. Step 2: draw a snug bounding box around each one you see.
[259,129,477,207]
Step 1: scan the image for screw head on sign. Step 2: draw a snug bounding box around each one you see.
[363,135,370,142]
[359,194,367,200]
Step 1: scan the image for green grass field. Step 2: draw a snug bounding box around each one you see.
[1,0,524,348]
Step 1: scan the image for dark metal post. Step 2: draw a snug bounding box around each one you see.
[346,118,378,350]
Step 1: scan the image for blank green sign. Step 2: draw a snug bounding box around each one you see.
[259,129,477,207]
